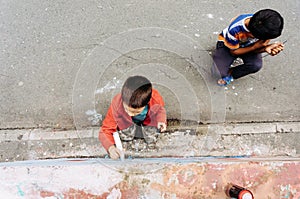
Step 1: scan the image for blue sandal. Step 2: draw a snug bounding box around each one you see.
[217,75,233,86]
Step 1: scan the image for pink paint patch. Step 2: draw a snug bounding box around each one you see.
[40,191,55,198]
[63,188,107,199]
[117,182,139,199]
[275,163,300,185]
[177,169,198,185]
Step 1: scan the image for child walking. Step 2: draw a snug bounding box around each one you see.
[99,75,167,159]
[212,9,284,86]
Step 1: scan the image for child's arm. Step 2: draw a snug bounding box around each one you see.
[99,107,122,160]
[98,105,118,151]
[230,40,270,56]
[151,89,167,132]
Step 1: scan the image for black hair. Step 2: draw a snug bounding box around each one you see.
[248,9,284,40]
[121,76,152,108]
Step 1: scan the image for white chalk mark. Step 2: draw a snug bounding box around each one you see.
[95,77,121,94]
[86,109,102,125]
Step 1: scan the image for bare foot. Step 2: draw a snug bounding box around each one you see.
[217,79,227,86]
[217,76,233,86]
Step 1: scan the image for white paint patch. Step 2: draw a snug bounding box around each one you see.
[18,81,24,86]
[194,33,200,37]
[212,182,217,189]
[85,109,97,115]
[107,188,122,199]
[0,164,123,196]
[247,87,253,91]
[207,14,214,19]
[0,187,19,199]
[219,17,224,21]
[213,32,219,35]
[95,77,121,94]
[86,109,102,125]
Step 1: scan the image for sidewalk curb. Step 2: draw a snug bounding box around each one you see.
[0,121,299,142]
[1,122,299,162]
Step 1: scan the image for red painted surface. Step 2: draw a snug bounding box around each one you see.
[150,161,300,198]
[38,181,139,199]
[40,191,55,198]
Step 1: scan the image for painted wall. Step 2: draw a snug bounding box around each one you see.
[1,158,300,199]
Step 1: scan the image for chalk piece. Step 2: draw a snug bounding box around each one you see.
[113,132,124,161]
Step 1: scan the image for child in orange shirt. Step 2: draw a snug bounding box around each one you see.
[99,75,167,159]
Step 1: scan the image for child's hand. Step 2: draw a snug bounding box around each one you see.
[108,145,121,160]
[157,122,167,132]
[265,42,284,56]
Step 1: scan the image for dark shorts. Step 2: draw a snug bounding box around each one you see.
[212,41,263,79]
[118,124,160,150]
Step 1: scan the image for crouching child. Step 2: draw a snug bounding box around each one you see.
[99,75,167,159]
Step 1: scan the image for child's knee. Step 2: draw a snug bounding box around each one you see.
[246,59,262,73]
[252,62,263,72]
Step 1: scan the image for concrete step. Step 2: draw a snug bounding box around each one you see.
[1,122,299,162]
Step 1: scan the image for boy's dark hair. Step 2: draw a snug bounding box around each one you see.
[121,76,152,108]
[248,9,284,40]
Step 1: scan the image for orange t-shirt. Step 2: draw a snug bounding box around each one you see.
[98,89,166,150]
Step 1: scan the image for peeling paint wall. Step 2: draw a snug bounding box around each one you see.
[1,158,300,199]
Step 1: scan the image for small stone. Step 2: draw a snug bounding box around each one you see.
[207,14,214,18]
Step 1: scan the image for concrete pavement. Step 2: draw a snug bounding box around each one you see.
[1,0,299,129]
[1,1,300,198]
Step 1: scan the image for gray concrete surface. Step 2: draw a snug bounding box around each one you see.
[1,122,299,162]
[1,0,299,129]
